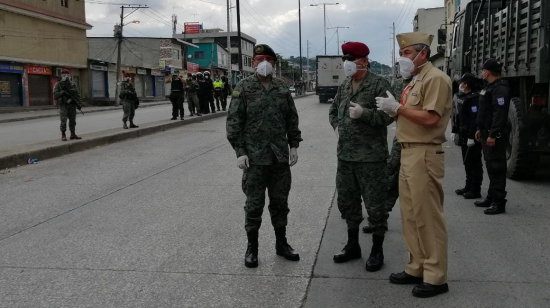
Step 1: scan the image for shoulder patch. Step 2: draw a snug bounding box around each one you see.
[471,106,478,113]
[232,90,241,97]
[497,97,505,106]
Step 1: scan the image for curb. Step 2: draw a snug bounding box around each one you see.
[0,102,171,124]
[0,111,227,170]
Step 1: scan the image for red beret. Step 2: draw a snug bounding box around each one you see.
[61,69,70,74]
[341,42,370,58]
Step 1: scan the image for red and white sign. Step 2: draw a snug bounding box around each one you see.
[27,65,52,75]
[186,62,200,73]
[184,23,200,34]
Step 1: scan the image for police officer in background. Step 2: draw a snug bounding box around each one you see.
[220,75,232,111]
[203,71,216,114]
[226,44,302,269]
[454,73,483,199]
[475,59,510,215]
[168,74,185,120]
[213,75,224,111]
[376,32,452,298]
[196,72,208,114]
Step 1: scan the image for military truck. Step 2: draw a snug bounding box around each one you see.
[315,56,345,103]
[447,0,550,179]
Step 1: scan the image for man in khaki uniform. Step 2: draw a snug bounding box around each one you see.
[376,32,451,298]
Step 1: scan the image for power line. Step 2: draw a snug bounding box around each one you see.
[394,0,411,25]
[398,0,416,32]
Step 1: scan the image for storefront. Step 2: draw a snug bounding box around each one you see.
[0,61,24,107]
[135,68,146,97]
[90,63,108,98]
[26,65,52,106]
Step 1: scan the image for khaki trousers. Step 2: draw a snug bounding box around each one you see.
[399,143,447,285]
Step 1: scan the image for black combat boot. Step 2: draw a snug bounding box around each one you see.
[362,223,374,234]
[275,227,300,261]
[129,121,139,128]
[69,132,82,140]
[474,197,492,208]
[170,117,177,120]
[61,131,67,142]
[123,121,128,129]
[333,228,361,263]
[484,200,506,215]
[455,186,470,195]
[245,231,259,268]
[365,234,384,272]
[389,271,424,285]
[463,190,482,199]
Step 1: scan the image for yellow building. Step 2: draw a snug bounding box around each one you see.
[0,0,91,107]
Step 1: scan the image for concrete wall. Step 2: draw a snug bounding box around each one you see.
[0,0,87,23]
[414,7,446,53]
[0,10,87,67]
[88,38,162,69]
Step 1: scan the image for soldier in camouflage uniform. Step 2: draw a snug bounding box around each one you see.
[363,78,410,234]
[120,73,139,129]
[329,42,394,272]
[54,69,82,141]
[186,73,202,116]
[227,44,302,269]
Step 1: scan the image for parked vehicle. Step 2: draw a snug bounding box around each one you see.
[447,0,550,179]
[315,56,345,103]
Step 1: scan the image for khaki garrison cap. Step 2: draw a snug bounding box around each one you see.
[397,32,434,49]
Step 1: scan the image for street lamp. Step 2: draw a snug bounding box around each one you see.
[310,2,340,55]
[123,20,140,26]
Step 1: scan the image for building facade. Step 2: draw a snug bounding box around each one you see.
[414,7,446,71]
[0,0,91,107]
[86,37,190,105]
[174,28,257,85]
[185,42,230,77]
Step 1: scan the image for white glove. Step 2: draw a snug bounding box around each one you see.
[237,155,249,170]
[467,139,475,147]
[334,126,339,138]
[375,91,401,117]
[451,134,456,142]
[289,148,298,167]
[349,102,363,119]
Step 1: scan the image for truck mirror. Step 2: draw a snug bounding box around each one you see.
[438,29,447,45]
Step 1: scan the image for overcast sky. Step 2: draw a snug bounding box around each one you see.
[85,0,444,65]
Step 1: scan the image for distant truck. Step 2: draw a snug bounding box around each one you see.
[447,0,550,179]
[315,56,345,103]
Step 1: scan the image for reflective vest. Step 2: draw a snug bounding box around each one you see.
[213,81,224,89]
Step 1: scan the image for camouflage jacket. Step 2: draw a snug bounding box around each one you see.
[329,72,394,162]
[120,81,138,103]
[186,78,200,93]
[54,80,81,106]
[226,75,303,165]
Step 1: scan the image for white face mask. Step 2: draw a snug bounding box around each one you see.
[61,74,70,82]
[343,60,367,77]
[256,60,273,77]
[398,48,426,79]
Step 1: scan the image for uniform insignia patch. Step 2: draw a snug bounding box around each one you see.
[232,90,240,97]
[471,106,478,113]
[497,97,505,106]
[255,46,264,53]
[412,93,418,96]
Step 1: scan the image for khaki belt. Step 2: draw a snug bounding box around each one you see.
[400,142,440,148]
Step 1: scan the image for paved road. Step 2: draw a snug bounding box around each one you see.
[1,95,549,307]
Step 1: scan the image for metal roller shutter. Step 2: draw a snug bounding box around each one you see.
[0,73,23,106]
[134,75,144,97]
[108,72,117,98]
[28,75,50,106]
[155,76,165,97]
[146,75,154,97]
[92,70,107,98]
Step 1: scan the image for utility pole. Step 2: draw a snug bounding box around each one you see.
[310,3,339,55]
[172,14,177,34]
[115,5,147,105]
[328,26,349,55]
[226,0,232,82]
[306,40,311,71]
[298,0,303,81]
[391,22,396,84]
[236,0,243,76]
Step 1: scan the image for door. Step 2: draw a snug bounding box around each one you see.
[92,70,107,98]
[0,73,23,106]
[28,74,51,106]
[146,75,154,97]
[155,76,165,97]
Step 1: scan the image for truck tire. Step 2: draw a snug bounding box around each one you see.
[506,97,539,179]
[319,96,326,104]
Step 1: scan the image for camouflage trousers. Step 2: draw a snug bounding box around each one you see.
[122,100,135,122]
[337,160,389,235]
[242,163,291,233]
[385,136,402,212]
[187,93,200,114]
[59,104,77,132]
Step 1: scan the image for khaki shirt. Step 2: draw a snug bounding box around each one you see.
[396,63,452,144]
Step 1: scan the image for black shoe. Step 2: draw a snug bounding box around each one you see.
[61,132,67,142]
[190,113,194,117]
[333,229,361,263]
[222,108,226,111]
[412,283,449,298]
[463,191,482,199]
[389,271,423,285]
[245,231,259,268]
[123,122,128,129]
[475,198,492,208]
[455,187,469,195]
[362,224,374,234]
[275,227,300,261]
[484,202,506,215]
[196,113,202,117]
[180,118,184,121]
[365,234,384,272]
[69,134,82,140]
[217,109,220,111]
